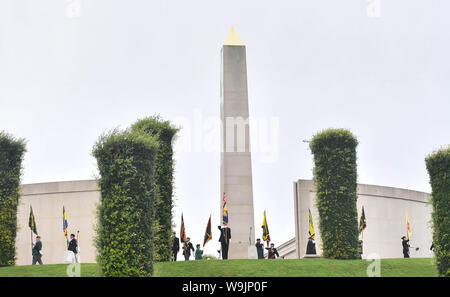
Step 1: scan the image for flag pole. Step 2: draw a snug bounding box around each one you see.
[30,229,33,263]
[29,204,33,264]
[225,225,228,245]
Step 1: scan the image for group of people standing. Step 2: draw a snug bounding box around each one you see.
[31,234,79,265]
[401,236,433,258]
[171,225,284,261]
[255,239,280,259]
[172,225,232,261]
[33,232,420,264]
[172,234,204,261]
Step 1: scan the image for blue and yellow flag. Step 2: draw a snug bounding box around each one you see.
[222,192,228,226]
[359,206,367,234]
[28,205,38,235]
[63,206,68,238]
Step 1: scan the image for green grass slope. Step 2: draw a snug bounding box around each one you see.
[0,258,437,277]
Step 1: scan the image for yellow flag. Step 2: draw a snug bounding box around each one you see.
[262,211,270,244]
[406,208,412,240]
[309,209,315,240]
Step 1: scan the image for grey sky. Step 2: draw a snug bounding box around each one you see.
[1,0,449,257]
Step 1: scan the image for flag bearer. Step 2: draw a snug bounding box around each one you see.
[402,236,410,258]
[183,237,194,261]
[68,233,79,263]
[32,236,43,265]
[218,225,231,260]
[265,243,279,259]
[306,237,316,255]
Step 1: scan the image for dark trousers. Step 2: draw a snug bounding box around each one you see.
[32,254,43,265]
[184,253,190,261]
[221,242,229,260]
[403,251,410,258]
[172,250,178,261]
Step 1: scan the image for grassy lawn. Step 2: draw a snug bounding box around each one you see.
[0,263,101,277]
[0,258,437,277]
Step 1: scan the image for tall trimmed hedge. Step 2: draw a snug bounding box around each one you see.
[93,130,159,276]
[0,132,26,266]
[425,146,450,277]
[310,128,359,259]
[131,116,178,262]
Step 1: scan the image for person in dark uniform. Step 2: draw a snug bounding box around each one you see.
[68,233,78,263]
[255,238,264,259]
[218,226,231,260]
[266,243,279,259]
[402,236,410,258]
[32,236,43,265]
[172,232,180,261]
[183,237,194,261]
[306,237,316,255]
[357,240,363,259]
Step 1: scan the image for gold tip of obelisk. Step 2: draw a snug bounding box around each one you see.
[224,27,245,46]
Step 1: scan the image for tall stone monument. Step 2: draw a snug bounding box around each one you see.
[220,28,255,259]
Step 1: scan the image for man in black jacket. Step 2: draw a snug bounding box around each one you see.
[32,236,43,265]
[255,238,264,259]
[402,236,410,258]
[306,237,316,255]
[265,243,279,259]
[183,237,194,261]
[68,234,78,263]
[218,226,231,260]
[172,232,180,261]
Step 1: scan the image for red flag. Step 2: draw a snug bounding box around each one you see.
[203,215,212,247]
[180,213,186,243]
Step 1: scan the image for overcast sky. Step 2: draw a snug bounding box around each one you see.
[1,1,449,257]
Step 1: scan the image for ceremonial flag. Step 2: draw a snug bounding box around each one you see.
[203,215,212,247]
[308,209,315,240]
[406,207,412,240]
[359,206,366,234]
[262,210,270,244]
[28,206,38,235]
[222,192,228,226]
[63,206,68,238]
[180,213,186,243]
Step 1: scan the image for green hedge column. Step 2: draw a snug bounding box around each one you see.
[93,130,159,276]
[0,132,26,267]
[131,116,178,262]
[310,129,359,259]
[425,146,450,277]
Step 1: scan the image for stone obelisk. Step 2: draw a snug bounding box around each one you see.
[220,28,255,259]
